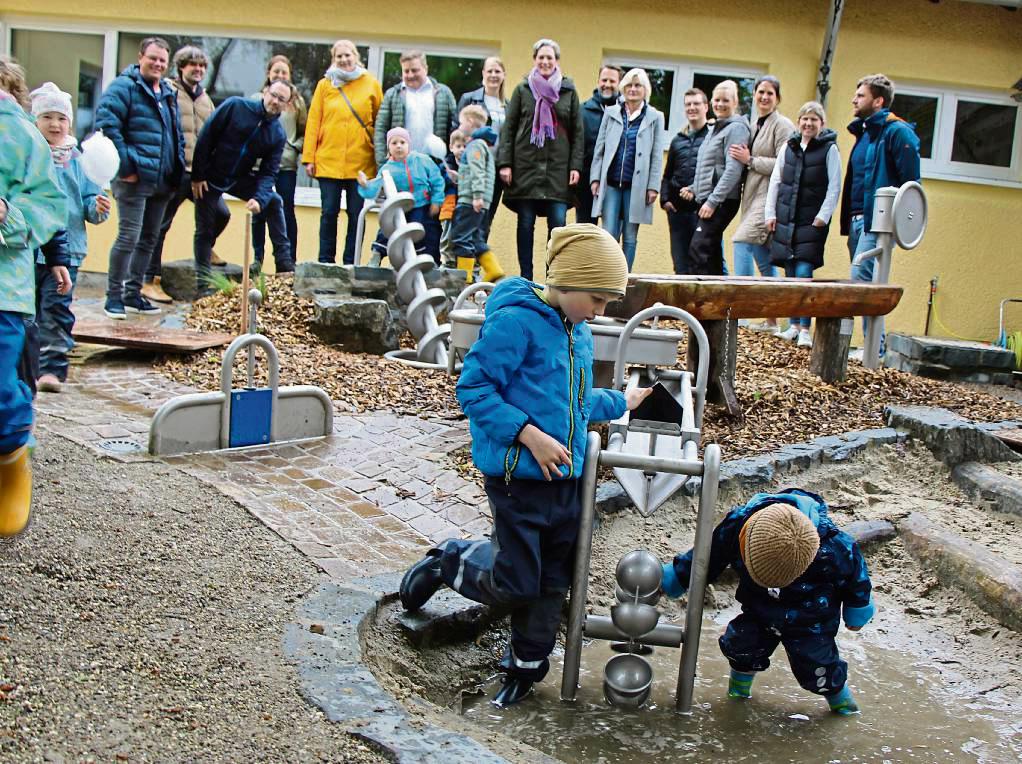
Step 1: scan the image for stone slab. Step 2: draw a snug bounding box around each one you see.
[885,333,1015,371]
[899,512,1022,632]
[884,350,1015,386]
[885,405,1021,466]
[951,462,1022,518]
[395,588,504,647]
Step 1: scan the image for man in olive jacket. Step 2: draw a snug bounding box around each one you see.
[373,51,456,166]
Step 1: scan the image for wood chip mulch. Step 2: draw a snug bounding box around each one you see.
[157,279,1021,460]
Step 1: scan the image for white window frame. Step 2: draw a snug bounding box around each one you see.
[601,54,764,145]
[0,16,495,207]
[900,82,1022,188]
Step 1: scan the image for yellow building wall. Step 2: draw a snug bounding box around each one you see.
[7,0,1021,341]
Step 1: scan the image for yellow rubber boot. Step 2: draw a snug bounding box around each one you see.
[457,256,476,285]
[478,251,506,283]
[0,445,32,537]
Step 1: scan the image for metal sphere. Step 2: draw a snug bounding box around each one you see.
[615,549,663,598]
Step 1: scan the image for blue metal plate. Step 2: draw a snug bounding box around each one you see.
[229,388,273,448]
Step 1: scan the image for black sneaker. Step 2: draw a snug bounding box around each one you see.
[103,298,127,320]
[491,677,534,708]
[124,294,161,315]
[398,554,444,611]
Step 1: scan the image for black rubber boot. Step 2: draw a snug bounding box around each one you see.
[491,677,534,708]
[399,554,444,611]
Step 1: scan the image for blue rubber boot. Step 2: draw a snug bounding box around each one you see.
[728,670,755,699]
[827,685,860,715]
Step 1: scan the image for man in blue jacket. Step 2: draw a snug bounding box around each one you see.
[96,37,185,319]
[840,73,920,284]
[190,80,294,289]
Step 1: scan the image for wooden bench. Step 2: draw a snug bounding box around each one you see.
[605,275,904,415]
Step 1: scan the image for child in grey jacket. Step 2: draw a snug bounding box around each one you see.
[450,105,504,283]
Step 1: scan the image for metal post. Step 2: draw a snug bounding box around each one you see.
[815,0,845,107]
[561,432,603,702]
[863,231,894,370]
[676,443,720,713]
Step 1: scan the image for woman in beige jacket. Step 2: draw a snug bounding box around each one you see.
[729,75,794,328]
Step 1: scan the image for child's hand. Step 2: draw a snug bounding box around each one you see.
[95,195,111,215]
[626,386,653,410]
[472,198,484,213]
[0,198,7,224]
[448,169,459,182]
[51,266,72,295]
[357,170,368,187]
[519,424,571,481]
[429,204,440,218]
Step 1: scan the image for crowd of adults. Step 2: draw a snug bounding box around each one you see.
[11,36,922,342]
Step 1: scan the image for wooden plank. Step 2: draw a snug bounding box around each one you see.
[607,275,903,321]
[72,320,234,353]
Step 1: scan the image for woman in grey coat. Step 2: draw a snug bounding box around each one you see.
[589,68,665,271]
[684,80,750,275]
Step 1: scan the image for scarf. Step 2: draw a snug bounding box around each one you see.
[325,66,365,87]
[49,135,78,168]
[528,66,562,148]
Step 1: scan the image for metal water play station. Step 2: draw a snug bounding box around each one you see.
[148,289,333,455]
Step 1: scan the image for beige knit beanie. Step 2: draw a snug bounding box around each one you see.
[545,224,628,296]
[740,503,820,588]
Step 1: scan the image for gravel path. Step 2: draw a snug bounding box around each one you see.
[0,428,387,763]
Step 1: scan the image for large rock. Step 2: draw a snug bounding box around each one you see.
[349,264,468,309]
[886,333,1015,371]
[899,512,1022,632]
[292,262,352,297]
[309,295,399,354]
[160,258,245,301]
[885,405,1021,466]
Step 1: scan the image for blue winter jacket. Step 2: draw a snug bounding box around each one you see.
[663,489,876,634]
[95,65,184,188]
[34,151,107,266]
[191,96,285,211]
[358,151,445,209]
[456,277,627,482]
[839,109,920,236]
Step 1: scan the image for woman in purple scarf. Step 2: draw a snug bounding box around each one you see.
[496,38,583,280]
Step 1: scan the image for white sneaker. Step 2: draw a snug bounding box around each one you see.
[776,326,799,342]
[849,348,864,362]
[797,329,813,348]
[748,321,779,333]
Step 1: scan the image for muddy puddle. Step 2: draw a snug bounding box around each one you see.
[368,443,1022,763]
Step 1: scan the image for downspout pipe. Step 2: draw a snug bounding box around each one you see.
[816,0,845,107]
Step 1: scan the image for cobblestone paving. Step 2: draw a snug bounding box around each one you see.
[35,351,489,581]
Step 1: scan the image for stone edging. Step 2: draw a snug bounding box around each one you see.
[284,574,512,764]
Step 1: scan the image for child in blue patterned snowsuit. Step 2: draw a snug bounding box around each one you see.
[662,489,875,714]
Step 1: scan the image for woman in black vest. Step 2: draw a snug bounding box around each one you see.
[765,101,841,348]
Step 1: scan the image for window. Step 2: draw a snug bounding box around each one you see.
[898,84,1021,185]
[10,29,105,141]
[381,50,485,101]
[603,56,762,137]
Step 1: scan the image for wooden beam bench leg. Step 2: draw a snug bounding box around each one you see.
[687,318,741,418]
[810,317,853,383]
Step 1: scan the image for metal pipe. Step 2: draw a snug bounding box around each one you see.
[598,450,704,477]
[676,443,721,712]
[583,615,684,648]
[561,432,603,702]
[863,232,894,370]
[815,0,845,106]
[924,277,938,337]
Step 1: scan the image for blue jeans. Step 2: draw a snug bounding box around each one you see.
[253,169,298,265]
[108,180,172,301]
[733,241,777,278]
[848,215,880,337]
[35,264,79,381]
[318,178,365,265]
[600,185,639,271]
[783,260,814,328]
[667,208,699,275]
[0,311,33,453]
[515,200,568,281]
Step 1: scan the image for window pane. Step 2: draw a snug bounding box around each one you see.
[382,51,484,100]
[692,72,756,117]
[894,94,937,159]
[12,29,105,141]
[952,100,1017,168]
[611,65,675,131]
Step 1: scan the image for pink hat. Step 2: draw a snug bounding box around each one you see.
[386,127,411,145]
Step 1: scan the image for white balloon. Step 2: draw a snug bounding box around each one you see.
[79,131,120,188]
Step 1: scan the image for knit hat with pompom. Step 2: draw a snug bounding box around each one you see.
[739,503,820,588]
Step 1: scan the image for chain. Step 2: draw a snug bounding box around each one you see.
[719,305,733,383]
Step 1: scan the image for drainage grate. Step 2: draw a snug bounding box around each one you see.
[97,438,145,454]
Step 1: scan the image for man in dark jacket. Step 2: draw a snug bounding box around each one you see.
[95,37,185,319]
[190,81,294,288]
[661,88,710,274]
[574,66,621,224]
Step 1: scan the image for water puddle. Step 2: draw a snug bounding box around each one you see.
[462,614,1021,763]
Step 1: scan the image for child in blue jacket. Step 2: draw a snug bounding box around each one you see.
[661,489,875,715]
[398,224,651,707]
[30,83,110,392]
[357,127,444,266]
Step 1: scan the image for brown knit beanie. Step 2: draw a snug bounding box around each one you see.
[545,224,628,296]
[740,503,820,588]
